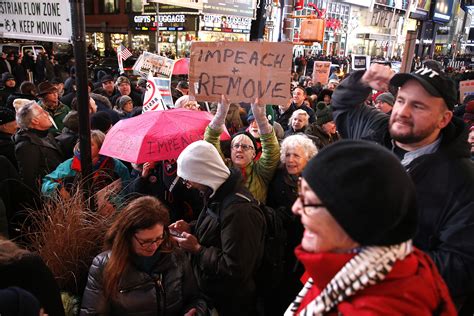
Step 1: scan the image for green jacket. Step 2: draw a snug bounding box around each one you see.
[204,126,280,203]
[38,100,71,133]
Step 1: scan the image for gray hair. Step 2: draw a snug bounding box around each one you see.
[280,134,318,163]
[289,109,309,127]
[16,101,40,129]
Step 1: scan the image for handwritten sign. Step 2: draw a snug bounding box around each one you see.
[459,80,474,103]
[189,41,293,105]
[312,61,331,85]
[133,52,174,78]
[0,0,72,43]
[352,55,370,70]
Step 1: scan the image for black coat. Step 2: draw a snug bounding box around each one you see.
[332,70,474,306]
[0,252,65,316]
[80,249,208,316]
[305,123,341,150]
[0,132,17,170]
[192,169,265,316]
[13,129,64,198]
[111,90,143,108]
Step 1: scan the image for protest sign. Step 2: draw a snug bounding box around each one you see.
[133,52,174,78]
[143,73,167,112]
[459,80,474,103]
[312,61,331,85]
[352,55,370,70]
[189,41,293,105]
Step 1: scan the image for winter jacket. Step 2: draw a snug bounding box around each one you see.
[292,246,456,315]
[13,129,64,198]
[274,104,296,130]
[111,90,143,108]
[38,100,71,133]
[204,126,280,203]
[305,123,341,150]
[332,70,474,305]
[5,93,36,112]
[41,156,130,197]
[191,169,265,316]
[80,249,208,316]
[0,132,17,170]
[0,252,65,316]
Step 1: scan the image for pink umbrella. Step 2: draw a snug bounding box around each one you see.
[99,109,230,164]
[172,58,190,75]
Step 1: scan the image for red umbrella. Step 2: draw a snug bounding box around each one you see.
[99,109,230,164]
[172,58,190,75]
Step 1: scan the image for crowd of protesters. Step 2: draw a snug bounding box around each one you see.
[0,48,473,316]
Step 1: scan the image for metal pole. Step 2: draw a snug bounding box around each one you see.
[70,0,93,206]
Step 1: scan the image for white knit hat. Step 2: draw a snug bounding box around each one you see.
[177,140,230,197]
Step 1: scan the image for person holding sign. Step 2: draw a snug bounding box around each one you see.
[204,96,280,203]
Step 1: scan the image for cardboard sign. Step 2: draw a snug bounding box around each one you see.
[312,61,331,85]
[459,80,474,103]
[133,52,174,78]
[189,41,293,105]
[352,55,370,70]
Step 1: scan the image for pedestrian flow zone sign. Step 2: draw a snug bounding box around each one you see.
[0,0,72,43]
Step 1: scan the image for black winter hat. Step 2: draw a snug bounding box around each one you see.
[1,72,15,83]
[315,102,333,126]
[90,111,112,134]
[302,140,417,246]
[0,107,16,125]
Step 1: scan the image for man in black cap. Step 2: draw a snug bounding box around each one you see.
[331,63,474,311]
[0,107,18,168]
[94,74,117,104]
[0,73,17,107]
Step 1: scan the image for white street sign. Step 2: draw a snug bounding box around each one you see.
[0,0,72,43]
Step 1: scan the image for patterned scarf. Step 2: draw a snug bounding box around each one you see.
[285,240,413,316]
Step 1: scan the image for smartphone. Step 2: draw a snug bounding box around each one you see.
[169,229,184,238]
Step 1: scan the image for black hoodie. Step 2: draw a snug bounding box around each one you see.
[332,70,474,307]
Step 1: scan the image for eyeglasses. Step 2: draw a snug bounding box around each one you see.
[134,234,165,249]
[232,143,254,151]
[297,177,326,216]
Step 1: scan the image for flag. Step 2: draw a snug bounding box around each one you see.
[118,44,133,61]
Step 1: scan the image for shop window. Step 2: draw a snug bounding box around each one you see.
[99,0,119,14]
[125,0,143,13]
[85,0,94,15]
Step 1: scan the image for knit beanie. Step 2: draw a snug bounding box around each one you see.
[246,104,275,125]
[177,140,230,197]
[302,140,417,246]
[116,76,130,86]
[315,102,333,126]
[375,92,395,106]
[0,287,41,316]
[90,111,112,134]
[117,95,133,109]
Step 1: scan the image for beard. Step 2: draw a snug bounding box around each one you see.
[389,117,437,144]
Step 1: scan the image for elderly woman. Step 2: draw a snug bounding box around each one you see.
[80,196,208,315]
[114,95,133,119]
[204,96,280,203]
[175,95,199,111]
[42,130,130,204]
[284,109,310,138]
[266,134,317,314]
[286,140,456,315]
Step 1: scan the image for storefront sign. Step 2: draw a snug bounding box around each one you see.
[459,80,474,102]
[133,52,174,78]
[312,61,331,85]
[432,0,454,23]
[189,42,292,105]
[202,0,256,19]
[374,0,409,10]
[146,0,202,10]
[352,55,370,70]
[201,14,251,33]
[131,15,158,31]
[409,0,431,20]
[0,0,72,43]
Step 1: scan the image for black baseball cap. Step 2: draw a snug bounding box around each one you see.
[390,67,457,110]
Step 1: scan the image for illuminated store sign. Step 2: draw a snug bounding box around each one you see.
[201,14,252,33]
